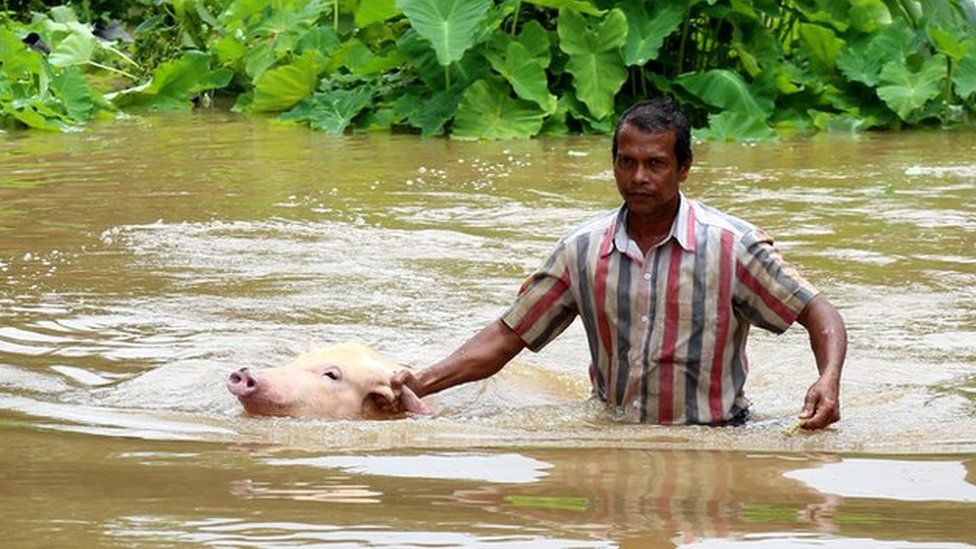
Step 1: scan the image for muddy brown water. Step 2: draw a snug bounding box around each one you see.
[1,113,974,547]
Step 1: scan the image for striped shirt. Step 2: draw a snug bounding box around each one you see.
[501,194,818,424]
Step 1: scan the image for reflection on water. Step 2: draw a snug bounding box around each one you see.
[1,114,975,545]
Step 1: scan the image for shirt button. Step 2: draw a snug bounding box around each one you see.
[643,273,651,281]
[641,315,648,323]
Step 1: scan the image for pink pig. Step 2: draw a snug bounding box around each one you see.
[227,342,430,418]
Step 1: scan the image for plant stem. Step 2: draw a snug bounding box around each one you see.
[640,68,648,97]
[86,61,138,80]
[677,17,691,75]
[334,0,339,31]
[445,65,451,90]
[510,0,521,36]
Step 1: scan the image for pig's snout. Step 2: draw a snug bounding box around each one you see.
[228,367,259,398]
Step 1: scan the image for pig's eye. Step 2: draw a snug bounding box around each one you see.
[322,368,340,381]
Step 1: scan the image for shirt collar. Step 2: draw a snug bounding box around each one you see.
[605,193,697,258]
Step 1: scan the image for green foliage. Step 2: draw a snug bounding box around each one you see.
[2,0,976,137]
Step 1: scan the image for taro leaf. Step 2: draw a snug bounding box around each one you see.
[397,0,490,66]
[557,7,628,121]
[397,29,489,89]
[837,19,915,87]
[47,22,97,67]
[876,54,947,121]
[110,51,233,110]
[798,23,844,75]
[244,43,277,80]
[849,0,891,33]
[0,29,43,77]
[676,69,773,118]
[524,0,603,16]
[356,0,400,27]
[695,111,776,141]
[619,0,685,66]
[394,87,463,135]
[809,110,874,132]
[484,41,557,113]
[279,85,375,134]
[297,26,343,58]
[793,0,849,32]
[926,25,973,63]
[212,34,247,66]
[9,103,65,131]
[50,66,96,122]
[452,78,545,139]
[251,10,314,56]
[251,50,321,112]
[955,53,976,99]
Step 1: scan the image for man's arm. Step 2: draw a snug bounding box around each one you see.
[796,294,847,430]
[391,319,525,400]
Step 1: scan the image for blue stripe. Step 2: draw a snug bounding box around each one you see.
[614,254,633,409]
[685,227,707,423]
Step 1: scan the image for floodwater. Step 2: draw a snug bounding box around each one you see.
[1,112,974,547]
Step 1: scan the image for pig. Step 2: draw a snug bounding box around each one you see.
[226,342,429,419]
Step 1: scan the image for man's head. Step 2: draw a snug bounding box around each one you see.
[611,96,692,166]
[611,97,693,219]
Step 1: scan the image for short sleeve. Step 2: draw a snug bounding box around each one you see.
[733,229,818,334]
[501,242,579,352]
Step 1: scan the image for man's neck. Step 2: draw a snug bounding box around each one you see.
[626,199,680,255]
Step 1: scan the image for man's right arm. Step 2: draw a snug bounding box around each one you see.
[391,319,525,399]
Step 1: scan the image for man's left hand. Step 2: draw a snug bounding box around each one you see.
[798,376,840,430]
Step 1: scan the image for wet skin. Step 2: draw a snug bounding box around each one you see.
[612,125,690,254]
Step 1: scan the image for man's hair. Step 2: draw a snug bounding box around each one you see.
[612,96,692,166]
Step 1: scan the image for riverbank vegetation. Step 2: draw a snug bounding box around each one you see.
[1,0,975,139]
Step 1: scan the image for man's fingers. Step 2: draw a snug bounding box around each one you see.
[799,388,819,419]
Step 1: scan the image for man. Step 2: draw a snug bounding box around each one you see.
[391,96,846,429]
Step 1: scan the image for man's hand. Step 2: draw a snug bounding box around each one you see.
[796,295,846,431]
[798,376,840,430]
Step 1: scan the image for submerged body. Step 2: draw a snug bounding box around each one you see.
[227,342,429,419]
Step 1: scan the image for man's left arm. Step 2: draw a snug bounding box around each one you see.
[796,295,847,430]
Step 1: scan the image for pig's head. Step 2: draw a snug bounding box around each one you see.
[226,342,429,419]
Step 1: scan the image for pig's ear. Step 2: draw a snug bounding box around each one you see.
[369,385,432,415]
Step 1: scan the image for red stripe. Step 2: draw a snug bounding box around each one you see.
[514,267,570,335]
[685,202,697,250]
[735,262,795,324]
[594,225,615,373]
[709,231,734,422]
[659,244,683,423]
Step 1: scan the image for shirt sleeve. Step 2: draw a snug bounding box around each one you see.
[733,229,818,334]
[501,242,579,352]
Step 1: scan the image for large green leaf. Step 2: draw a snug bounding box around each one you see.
[110,51,233,110]
[452,78,545,139]
[927,25,973,62]
[484,41,556,113]
[525,0,603,16]
[0,29,43,77]
[798,23,844,75]
[394,87,463,135]
[47,22,97,67]
[557,7,628,120]
[848,0,891,33]
[695,111,776,141]
[279,86,375,133]
[356,0,401,26]
[676,69,773,117]
[251,50,321,112]
[397,29,489,89]
[50,67,96,122]
[397,0,490,66]
[837,19,915,86]
[955,52,976,99]
[619,0,685,66]
[876,54,947,121]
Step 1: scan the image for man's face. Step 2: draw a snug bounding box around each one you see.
[613,125,690,218]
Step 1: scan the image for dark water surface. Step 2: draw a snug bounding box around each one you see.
[1,113,974,547]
